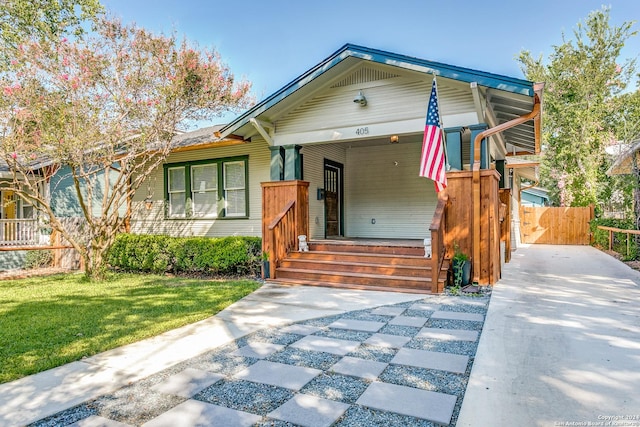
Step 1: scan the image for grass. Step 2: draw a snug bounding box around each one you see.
[0,272,261,384]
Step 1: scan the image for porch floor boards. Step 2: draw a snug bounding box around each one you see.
[268,239,448,294]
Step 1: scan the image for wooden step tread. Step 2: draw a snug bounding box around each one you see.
[282,258,431,270]
[276,267,431,282]
[296,250,428,260]
[268,278,433,294]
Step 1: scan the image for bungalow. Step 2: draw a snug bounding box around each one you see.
[128,44,542,293]
[1,44,542,289]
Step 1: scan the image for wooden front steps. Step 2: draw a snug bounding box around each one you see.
[269,240,449,294]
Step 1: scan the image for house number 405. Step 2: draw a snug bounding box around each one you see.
[355,127,369,135]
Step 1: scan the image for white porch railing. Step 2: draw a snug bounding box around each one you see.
[0,219,39,246]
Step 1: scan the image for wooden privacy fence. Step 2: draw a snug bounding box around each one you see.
[520,205,594,245]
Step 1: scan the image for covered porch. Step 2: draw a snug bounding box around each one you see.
[220,44,542,293]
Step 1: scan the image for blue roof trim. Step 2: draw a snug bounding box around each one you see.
[220,43,534,136]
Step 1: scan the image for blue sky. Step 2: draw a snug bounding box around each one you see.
[103,0,639,124]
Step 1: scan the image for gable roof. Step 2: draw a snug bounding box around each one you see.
[220,43,538,143]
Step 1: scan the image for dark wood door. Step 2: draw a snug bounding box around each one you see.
[324,160,343,237]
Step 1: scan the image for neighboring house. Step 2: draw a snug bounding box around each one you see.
[608,138,640,176]
[0,161,41,270]
[130,44,543,292]
[0,157,118,270]
[521,187,550,207]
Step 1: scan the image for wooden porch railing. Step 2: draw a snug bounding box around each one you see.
[429,194,449,293]
[267,200,297,279]
[0,219,39,246]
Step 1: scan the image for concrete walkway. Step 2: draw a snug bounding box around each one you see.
[458,244,640,427]
[0,283,430,427]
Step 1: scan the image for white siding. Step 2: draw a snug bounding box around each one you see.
[273,66,476,146]
[131,139,271,238]
[345,142,437,239]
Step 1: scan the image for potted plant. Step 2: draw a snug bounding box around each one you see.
[452,243,471,287]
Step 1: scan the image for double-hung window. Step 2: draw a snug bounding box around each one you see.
[191,164,218,218]
[223,161,246,217]
[164,156,248,219]
[167,167,187,217]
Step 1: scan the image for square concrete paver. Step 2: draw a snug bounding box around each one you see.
[233,360,321,390]
[364,333,411,349]
[356,382,456,425]
[151,368,224,398]
[431,311,484,322]
[330,356,388,380]
[409,302,440,312]
[230,342,285,359]
[290,335,361,356]
[142,399,261,427]
[388,315,428,328]
[279,324,323,336]
[327,319,385,332]
[371,306,406,316]
[70,416,132,427]
[417,327,478,342]
[392,348,469,374]
[268,394,350,427]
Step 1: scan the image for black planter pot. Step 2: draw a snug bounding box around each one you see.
[453,259,471,286]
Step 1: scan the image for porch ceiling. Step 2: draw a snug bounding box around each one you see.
[487,91,537,154]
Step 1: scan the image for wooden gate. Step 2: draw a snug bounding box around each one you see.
[520,205,594,245]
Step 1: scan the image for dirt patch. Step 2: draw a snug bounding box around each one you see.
[602,249,640,272]
[0,267,75,280]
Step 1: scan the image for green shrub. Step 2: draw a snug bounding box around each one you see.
[107,234,262,276]
[24,250,54,269]
[590,217,638,260]
[106,234,173,273]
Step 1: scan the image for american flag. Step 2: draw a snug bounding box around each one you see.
[419,79,447,192]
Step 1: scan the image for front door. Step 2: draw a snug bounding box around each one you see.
[324,160,343,237]
[1,190,16,219]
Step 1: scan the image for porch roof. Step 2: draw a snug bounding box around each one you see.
[219,44,541,153]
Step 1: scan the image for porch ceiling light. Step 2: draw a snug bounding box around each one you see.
[353,90,367,106]
[390,135,399,144]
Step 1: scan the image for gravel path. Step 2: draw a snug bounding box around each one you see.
[30,289,491,427]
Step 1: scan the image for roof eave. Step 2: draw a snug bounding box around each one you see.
[219,43,536,138]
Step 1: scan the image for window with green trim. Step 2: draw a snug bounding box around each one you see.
[164,157,248,219]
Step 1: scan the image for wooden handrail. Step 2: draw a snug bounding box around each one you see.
[597,225,640,235]
[267,200,297,279]
[268,200,296,230]
[429,193,449,293]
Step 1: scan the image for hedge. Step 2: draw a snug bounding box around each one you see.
[590,217,638,260]
[107,234,262,276]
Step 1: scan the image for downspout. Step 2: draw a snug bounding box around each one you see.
[471,87,542,284]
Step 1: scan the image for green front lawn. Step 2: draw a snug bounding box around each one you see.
[0,273,261,384]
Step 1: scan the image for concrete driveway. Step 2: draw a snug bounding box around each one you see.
[458,244,640,427]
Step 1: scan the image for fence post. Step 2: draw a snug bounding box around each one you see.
[609,230,613,251]
[627,232,631,258]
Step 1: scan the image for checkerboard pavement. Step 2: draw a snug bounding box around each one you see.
[32,296,489,427]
